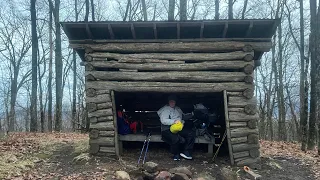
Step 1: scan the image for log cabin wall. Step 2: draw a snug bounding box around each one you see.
[61,20,279,168]
[83,41,262,168]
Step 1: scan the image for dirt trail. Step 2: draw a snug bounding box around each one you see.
[0,133,319,180]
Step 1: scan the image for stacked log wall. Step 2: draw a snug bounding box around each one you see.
[81,41,268,167]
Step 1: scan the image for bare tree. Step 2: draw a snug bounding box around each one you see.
[0,8,32,132]
[54,0,62,131]
[308,0,317,150]
[242,0,248,19]
[30,0,38,132]
[180,0,187,20]
[228,0,233,19]
[215,0,219,20]
[48,0,53,132]
[85,0,89,22]
[90,0,95,21]
[168,0,175,20]
[141,0,147,21]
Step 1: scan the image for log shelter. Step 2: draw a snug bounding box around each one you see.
[61,19,279,168]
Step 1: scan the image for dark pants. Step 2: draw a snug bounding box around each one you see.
[161,128,196,155]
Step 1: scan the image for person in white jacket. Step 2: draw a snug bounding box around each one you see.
[157,95,195,161]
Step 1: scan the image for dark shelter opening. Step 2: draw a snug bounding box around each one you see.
[115,91,229,156]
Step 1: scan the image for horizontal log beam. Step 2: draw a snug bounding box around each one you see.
[85,71,252,83]
[71,41,272,53]
[228,108,244,112]
[230,122,247,128]
[90,116,114,123]
[232,143,260,152]
[90,121,114,131]
[89,129,115,139]
[88,109,113,118]
[228,97,257,107]
[84,61,254,71]
[99,146,116,153]
[233,151,250,159]
[85,51,254,61]
[86,94,111,104]
[231,136,248,144]
[229,112,259,121]
[86,81,252,93]
[87,102,113,113]
[230,128,258,138]
[89,137,115,146]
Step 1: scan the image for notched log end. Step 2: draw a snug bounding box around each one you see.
[244,54,254,61]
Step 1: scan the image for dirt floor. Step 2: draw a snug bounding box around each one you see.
[0,133,319,180]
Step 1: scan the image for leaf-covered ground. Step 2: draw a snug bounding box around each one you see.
[0,133,319,180]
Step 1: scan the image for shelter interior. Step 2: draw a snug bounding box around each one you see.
[115,91,226,153]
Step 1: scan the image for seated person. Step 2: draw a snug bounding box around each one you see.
[157,95,195,161]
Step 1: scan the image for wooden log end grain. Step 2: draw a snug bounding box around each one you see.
[243,88,254,99]
[85,47,94,54]
[242,45,253,52]
[236,157,261,167]
[86,88,97,97]
[244,76,254,84]
[86,74,96,81]
[85,55,93,62]
[249,148,260,158]
[244,54,254,61]
[89,129,100,139]
[248,119,258,129]
[243,64,254,74]
[89,143,100,154]
[244,104,257,115]
[85,63,95,71]
[248,134,259,144]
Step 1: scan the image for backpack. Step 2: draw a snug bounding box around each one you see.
[117,110,131,135]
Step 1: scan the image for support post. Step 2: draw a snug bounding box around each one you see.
[224,90,235,165]
[111,90,119,157]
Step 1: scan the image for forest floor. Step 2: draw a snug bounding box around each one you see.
[0,132,319,180]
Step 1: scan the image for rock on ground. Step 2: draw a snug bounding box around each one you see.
[154,171,172,180]
[172,173,190,180]
[169,167,192,178]
[143,161,159,173]
[115,171,131,180]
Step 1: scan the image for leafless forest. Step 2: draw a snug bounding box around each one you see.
[0,0,319,154]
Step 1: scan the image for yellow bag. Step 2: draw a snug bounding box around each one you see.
[170,121,183,133]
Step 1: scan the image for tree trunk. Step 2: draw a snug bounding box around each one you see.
[141,0,147,21]
[278,18,286,141]
[228,0,233,19]
[85,0,89,22]
[38,49,44,132]
[30,0,38,132]
[123,0,131,21]
[90,0,95,21]
[168,0,175,20]
[72,0,78,131]
[215,0,219,20]
[48,3,53,132]
[55,0,62,132]
[180,0,187,20]
[317,4,320,156]
[242,0,248,19]
[308,0,317,150]
[299,0,307,151]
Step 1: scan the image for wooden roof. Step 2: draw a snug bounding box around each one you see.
[61,19,279,42]
[61,19,279,61]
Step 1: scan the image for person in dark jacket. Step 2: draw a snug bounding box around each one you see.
[157,95,195,161]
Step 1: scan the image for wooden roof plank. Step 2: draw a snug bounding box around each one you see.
[222,22,229,38]
[131,23,136,39]
[245,21,253,38]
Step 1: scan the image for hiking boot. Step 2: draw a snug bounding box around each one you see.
[180,151,192,160]
[173,154,180,161]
